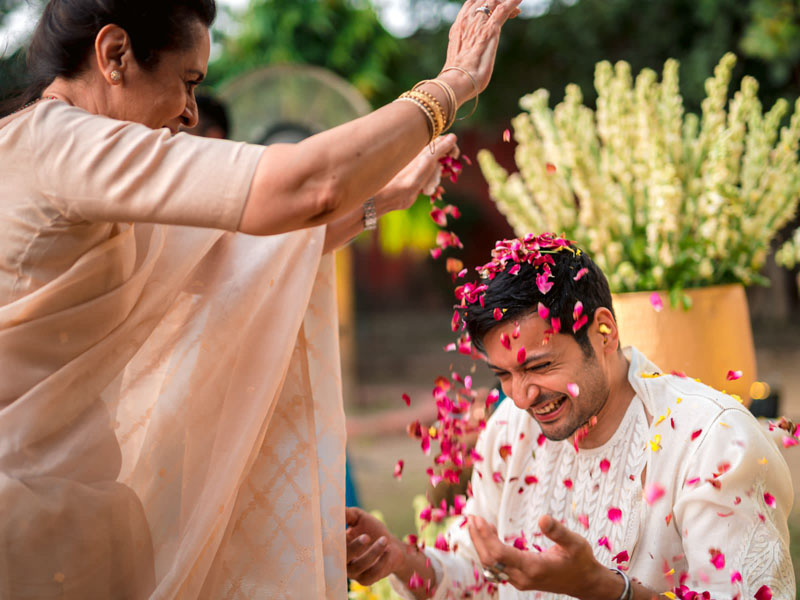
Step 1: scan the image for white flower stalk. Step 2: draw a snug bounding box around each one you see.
[479,54,800,295]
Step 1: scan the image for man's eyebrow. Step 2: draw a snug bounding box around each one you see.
[486,353,552,371]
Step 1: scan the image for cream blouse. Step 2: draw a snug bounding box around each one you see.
[0,99,263,304]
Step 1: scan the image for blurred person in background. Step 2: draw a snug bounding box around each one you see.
[345,235,793,600]
[0,0,522,597]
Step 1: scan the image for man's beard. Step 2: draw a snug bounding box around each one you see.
[538,358,609,442]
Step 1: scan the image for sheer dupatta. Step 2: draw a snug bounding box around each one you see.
[0,223,347,599]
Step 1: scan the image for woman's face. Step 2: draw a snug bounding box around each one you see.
[118,21,210,134]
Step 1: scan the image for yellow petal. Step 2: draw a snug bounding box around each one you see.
[655,415,665,426]
[663,593,677,599]
[676,397,683,404]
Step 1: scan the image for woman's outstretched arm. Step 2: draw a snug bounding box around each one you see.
[238,0,521,236]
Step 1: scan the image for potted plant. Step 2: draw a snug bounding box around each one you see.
[478,53,800,399]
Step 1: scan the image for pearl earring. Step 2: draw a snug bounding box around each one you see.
[110,70,122,82]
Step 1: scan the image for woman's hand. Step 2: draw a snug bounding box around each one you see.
[346,507,406,585]
[440,0,523,103]
[374,134,460,216]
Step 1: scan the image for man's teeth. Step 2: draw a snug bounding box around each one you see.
[533,397,564,415]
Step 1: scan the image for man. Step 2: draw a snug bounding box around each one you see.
[345,234,794,600]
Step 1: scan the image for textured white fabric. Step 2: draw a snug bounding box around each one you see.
[392,348,794,599]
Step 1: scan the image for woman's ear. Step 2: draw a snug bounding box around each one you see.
[592,307,620,354]
[94,24,133,85]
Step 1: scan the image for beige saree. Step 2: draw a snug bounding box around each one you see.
[0,102,346,599]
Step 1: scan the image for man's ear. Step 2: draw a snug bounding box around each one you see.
[94,24,134,85]
[592,307,620,354]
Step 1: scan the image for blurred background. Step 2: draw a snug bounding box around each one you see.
[3,0,800,588]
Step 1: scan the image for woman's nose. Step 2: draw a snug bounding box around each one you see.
[181,94,199,129]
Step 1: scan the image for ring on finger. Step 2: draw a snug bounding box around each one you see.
[475,5,492,16]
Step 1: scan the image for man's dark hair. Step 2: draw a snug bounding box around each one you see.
[2,0,216,114]
[464,239,615,356]
[195,94,230,138]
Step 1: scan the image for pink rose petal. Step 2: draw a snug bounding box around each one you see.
[502,128,511,143]
[493,308,504,321]
[499,445,512,460]
[730,570,742,584]
[408,572,424,589]
[430,208,447,227]
[598,535,611,550]
[524,475,538,485]
[577,513,589,529]
[764,492,776,508]
[691,429,703,441]
[573,267,589,281]
[612,550,629,564]
[709,548,725,570]
[644,482,665,505]
[545,162,557,175]
[402,393,411,406]
[563,478,573,489]
[782,435,798,448]
[537,433,546,446]
[537,302,550,319]
[726,370,743,381]
[650,292,664,312]
[434,533,449,551]
[500,333,511,350]
[566,383,580,398]
[755,585,772,600]
[608,507,622,523]
[393,459,404,479]
[599,458,610,473]
[517,347,527,364]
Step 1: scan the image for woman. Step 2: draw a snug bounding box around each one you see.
[0,0,520,598]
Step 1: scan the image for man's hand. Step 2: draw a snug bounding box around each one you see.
[345,507,405,585]
[468,514,618,599]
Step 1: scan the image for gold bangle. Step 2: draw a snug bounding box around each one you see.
[394,96,435,142]
[426,79,457,130]
[440,66,479,120]
[412,80,456,131]
[403,90,445,138]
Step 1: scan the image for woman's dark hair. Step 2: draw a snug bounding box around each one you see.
[464,241,615,356]
[1,0,215,114]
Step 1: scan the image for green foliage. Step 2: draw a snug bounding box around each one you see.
[208,0,402,102]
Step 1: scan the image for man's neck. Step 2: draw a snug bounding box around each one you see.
[572,355,636,450]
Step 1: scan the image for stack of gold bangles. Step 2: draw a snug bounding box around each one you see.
[394,66,479,144]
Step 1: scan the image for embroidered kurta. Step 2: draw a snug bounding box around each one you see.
[392,348,794,600]
[0,100,347,599]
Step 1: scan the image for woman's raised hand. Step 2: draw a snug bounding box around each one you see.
[442,0,523,102]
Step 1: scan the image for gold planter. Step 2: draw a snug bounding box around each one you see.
[612,284,756,403]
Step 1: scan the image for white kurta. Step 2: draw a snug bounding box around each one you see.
[392,348,794,600]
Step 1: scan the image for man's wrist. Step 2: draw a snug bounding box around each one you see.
[581,563,626,600]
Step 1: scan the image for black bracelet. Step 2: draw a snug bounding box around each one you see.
[609,567,632,600]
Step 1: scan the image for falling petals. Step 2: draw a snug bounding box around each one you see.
[537,433,546,446]
[499,332,512,350]
[577,514,589,529]
[782,436,798,448]
[650,434,662,452]
[730,571,742,584]
[644,482,665,505]
[517,347,527,364]
[446,257,464,275]
[607,507,622,523]
[754,585,772,600]
[499,445,512,460]
[726,370,743,381]
[764,492,776,508]
[573,268,589,281]
[402,393,411,406]
[563,478,573,489]
[598,536,611,551]
[545,162,557,175]
[650,292,664,312]
[408,572,424,589]
[493,308,504,321]
[572,314,588,333]
[537,302,550,319]
[502,128,511,143]
[566,383,580,398]
[536,272,553,295]
[394,459,404,479]
[430,247,442,259]
[524,475,538,485]
[434,533,449,551]
[512,322,521,338]
[430,208,447,227]
[612,550,629,564]
[691,429,703,441]
[709,548,725,570]
[599,458,610,473]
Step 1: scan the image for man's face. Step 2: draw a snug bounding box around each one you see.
[483,312,610,441]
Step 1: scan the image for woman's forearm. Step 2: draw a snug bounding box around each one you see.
[238,74,469,237]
